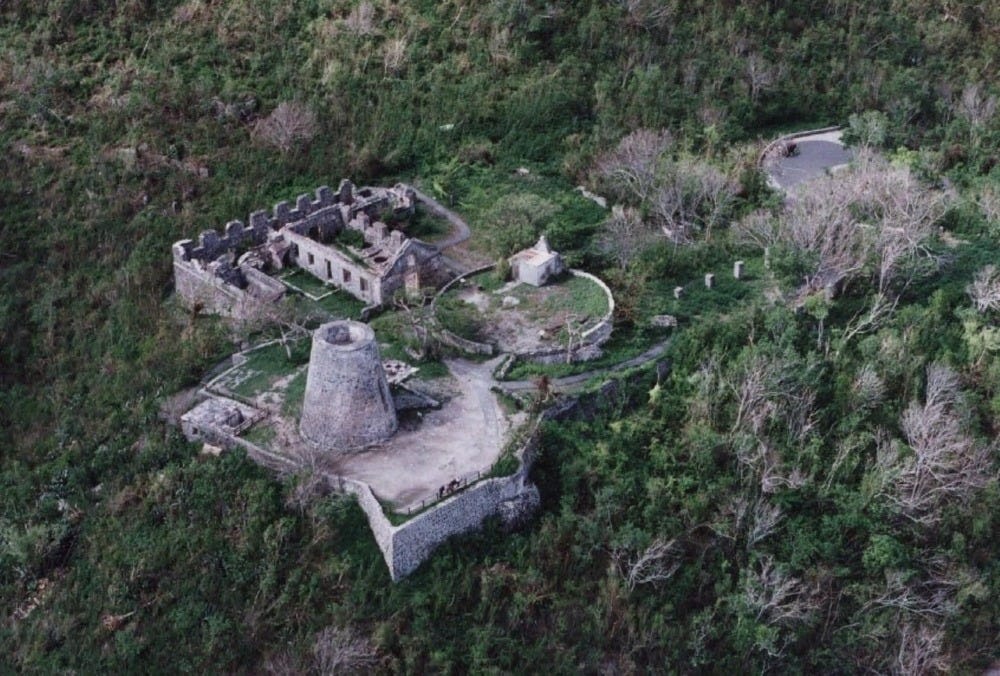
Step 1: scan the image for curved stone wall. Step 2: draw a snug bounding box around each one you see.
[300,321,397,450]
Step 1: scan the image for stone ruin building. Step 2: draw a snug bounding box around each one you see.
[172,179,452,318]
[180,398,263,450]
[508,235,565,287]
[299,320,398,450]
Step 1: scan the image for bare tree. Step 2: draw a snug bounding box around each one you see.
[851,363,886,411]
[744,556,817,628]
[893,622,950,675]
[728,355,813,442]
[875,364,994,526]
[616,537,683,591]
[344,1,376,35]
[598,205,654,269]
[594,128,673,203]
[839,292,900,345]
[392,289,437,359]
[617,0,675,30]
[745,53,780,104]
[383,37,408,75]
[594,129,736,245]
[747,500,784,549]
[254,102,318,154]
[650,159,735,242]
[967,265,1000,313]
[978,184,1000,225]
[735,152,946,296]
[955,82,998,129]
[237,298,321,360]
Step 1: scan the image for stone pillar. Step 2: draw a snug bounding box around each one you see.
[733,260,744,280]
[338,179,355,204]
[704,273,714,289]
[300,321,397,451]
[673,286,684,299]
[764,247,771,270]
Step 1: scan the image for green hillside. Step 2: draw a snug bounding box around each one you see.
[1,1,998,671]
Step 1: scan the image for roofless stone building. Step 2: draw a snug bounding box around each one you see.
[172,179,452,318]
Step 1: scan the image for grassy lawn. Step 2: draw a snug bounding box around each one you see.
[280,269,334,298]
[507,273,609,323]
[216,342,306,399]
[438,271,610,349]
[242,421,277,447]
[641,252,769,322]
[314,290,366,319]
[281,370,307,419]
[280,270,366,318]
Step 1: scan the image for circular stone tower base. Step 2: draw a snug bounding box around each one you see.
[299,320,397,451]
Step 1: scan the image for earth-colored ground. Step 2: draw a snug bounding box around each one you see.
[326,356,523,511]
[216,350,522,512]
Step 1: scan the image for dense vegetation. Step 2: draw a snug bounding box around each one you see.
[2,0,998,671]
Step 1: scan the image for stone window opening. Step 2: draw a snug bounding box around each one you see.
[343,269,351,284]
[326,260,332,279]
[360,278,368,292]
[308,252,315,265]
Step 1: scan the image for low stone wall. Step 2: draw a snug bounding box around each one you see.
[389,473,536,579]
[437,329,494,356]
[572,269,615,343]
[514,269,615,364]
[336,477,397,572]
[431,263,497,356]
[348,394,591,580]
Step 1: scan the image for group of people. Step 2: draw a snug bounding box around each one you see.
[437,478,461,498]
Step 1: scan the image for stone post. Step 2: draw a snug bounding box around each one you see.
[764,247,771,270]
[704,273,714,289]
[673,286,684,300]
[733,260,744,280]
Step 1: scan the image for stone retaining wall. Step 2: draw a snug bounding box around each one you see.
[572,269,615,344]
[437,329,495,356]
[185,356,663,581]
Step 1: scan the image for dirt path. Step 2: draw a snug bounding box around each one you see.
[411,186,471,251]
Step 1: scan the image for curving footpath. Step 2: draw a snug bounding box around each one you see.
[410,186,472,251]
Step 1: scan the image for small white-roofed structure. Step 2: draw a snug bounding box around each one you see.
[508,235,565,287]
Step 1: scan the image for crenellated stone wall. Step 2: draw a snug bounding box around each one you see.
[173,180,431,315]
